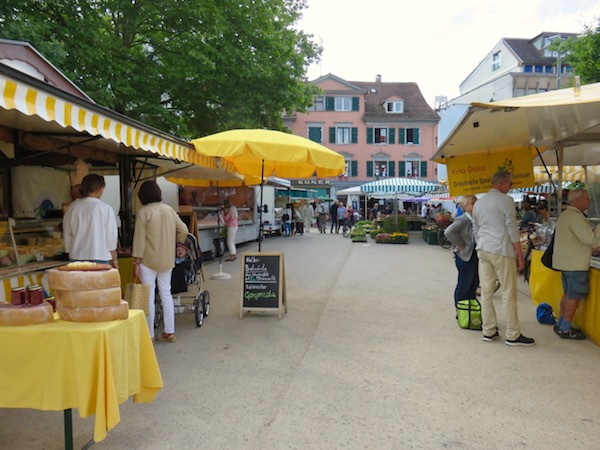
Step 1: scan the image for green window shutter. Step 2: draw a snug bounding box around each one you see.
[352,97,360,111]
[388,161,395,177]
[308,127,318,142]
[367,161,373,177]
[388,128,395,144]
[414,128,420,145]
[420,161,428,177]
[366,128,374,144]
[399,161,406,176]
[325,97,335,111]
[351,160,358,177]
[329,127,336,144]
[398,128,406,144]
[351,127,358,144]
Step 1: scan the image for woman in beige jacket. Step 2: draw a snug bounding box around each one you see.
[132,180,188,342]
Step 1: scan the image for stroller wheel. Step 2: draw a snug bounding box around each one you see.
[193,292,204,327]
[202,290,210,317]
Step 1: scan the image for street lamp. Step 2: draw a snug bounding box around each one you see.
[548,34,562,89]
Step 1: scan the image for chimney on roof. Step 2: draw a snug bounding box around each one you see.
[375,74,382,83]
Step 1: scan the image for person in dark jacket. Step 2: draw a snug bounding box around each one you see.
[329,201,338,234]
[444,195,479,308]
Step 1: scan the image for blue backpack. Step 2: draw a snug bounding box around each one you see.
[536,302,556,325]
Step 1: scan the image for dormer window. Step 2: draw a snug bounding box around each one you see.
[492,51,501,71]
[386,101,404,113]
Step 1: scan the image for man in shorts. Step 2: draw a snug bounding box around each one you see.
[553,189,600,339]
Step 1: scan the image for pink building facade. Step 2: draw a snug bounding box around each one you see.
[283,74,440,195]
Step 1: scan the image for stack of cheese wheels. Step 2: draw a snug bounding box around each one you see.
[0,303,54,326]
[48,262,129,322]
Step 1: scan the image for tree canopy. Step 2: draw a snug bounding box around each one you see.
[0,0,321,138]
[559,19,600,85]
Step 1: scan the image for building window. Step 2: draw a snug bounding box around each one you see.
[329,126,358,144]
[545,66,553,73]
[398,128,420,145]
[336,127,351,144]
[535,66,543,73]
[335,97,352,111]
[308,96,324,111]
[399,160,427,177]
[367,160,395,178]
[492,51,501,71]
[307,126,323,143]
[374,127,387,144]
[386,101,404,113]
[524,65,533,73]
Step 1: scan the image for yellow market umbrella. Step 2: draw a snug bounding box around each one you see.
[191,129,345,250]
[190,129,345,179]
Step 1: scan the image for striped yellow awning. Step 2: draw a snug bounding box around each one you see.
[0,72,211,168]
[533,166,600,184]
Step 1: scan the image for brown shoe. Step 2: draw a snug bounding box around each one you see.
[225,255,237,261]
[160,332,176,343]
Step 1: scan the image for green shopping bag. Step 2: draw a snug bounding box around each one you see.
[456,299,482,330]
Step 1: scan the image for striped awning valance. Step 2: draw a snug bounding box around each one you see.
[0,72,210,168]
[360,177,441,196]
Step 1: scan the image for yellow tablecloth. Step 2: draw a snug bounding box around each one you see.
[0,310,163,442]
[530,249,600,345]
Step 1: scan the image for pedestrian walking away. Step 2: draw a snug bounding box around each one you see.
[315,199,328,233]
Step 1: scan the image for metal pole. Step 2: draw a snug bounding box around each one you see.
[258,159,265,252]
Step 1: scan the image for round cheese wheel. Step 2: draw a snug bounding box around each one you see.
[0,302,54,326]
[54,287,123,307]
[48,267,121,291]
[57,300,129,322]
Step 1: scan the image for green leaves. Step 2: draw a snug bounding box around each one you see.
[0,0,321,138]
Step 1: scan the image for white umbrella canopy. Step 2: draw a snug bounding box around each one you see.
[433,82,600,167]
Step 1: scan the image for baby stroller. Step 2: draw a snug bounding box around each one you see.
[154,233,210,328]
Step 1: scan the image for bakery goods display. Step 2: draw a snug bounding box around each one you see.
[48,263,128,322]
[0,302,54,326]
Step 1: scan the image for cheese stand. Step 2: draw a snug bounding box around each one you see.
[529,249,600,345]
[0,310,162,448]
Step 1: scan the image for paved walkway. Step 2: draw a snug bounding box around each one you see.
[2,229,600,449]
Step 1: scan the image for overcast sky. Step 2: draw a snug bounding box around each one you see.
[297,0,600,107]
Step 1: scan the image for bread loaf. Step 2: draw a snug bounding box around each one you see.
[0,302,54,326]
[54,287,122,307]
[48,267,121,291]
[57,300,129,322]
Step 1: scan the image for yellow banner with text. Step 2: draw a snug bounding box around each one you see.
[446,149,534,197]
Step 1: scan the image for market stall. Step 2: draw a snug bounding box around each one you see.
[433,82,600,344]
[0,310,161,446]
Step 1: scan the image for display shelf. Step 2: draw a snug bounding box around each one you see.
[0,217,64,269]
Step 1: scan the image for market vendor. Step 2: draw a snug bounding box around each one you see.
[552,189,600,340]
[63,174,119,268]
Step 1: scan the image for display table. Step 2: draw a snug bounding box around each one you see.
[0,310,163,445]
[530,249,600,345]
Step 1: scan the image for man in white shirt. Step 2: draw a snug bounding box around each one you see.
[473,170,535,346]
[63,174,119,267]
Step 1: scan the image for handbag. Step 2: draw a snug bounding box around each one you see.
[541,232,559,272]
[456,299,482,330]
[124,275,151,316]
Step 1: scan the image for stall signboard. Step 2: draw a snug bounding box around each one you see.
[446,148,534,196]
[240,252,287,319]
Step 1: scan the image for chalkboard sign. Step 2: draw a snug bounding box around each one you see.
[240,252,287,318]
